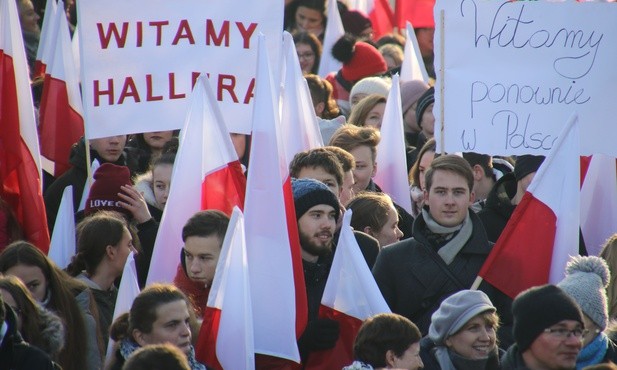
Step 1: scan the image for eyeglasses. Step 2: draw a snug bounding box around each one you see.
[543,327,589,339]
[297,52,315,60]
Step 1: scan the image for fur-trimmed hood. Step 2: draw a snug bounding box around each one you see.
[37,304,65,359]
[134,172,160,211]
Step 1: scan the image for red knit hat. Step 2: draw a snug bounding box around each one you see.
[340,42,387,82]
[84,163,132,218]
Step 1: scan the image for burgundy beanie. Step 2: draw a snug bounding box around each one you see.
[401,80,430,114]
[85,163,132,218]
[341,10,372,38]
[342,42,387,82]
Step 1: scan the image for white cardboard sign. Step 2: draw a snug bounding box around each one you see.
[78,0,283,138]
[434,0,617,155]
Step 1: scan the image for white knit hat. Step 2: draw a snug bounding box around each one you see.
[349,77,391,105]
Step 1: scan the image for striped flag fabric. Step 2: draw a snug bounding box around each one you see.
[479,113,581,298]
[318,0,344,77]
[244,34,304,365]
[305,210,390,369]
[580,153,617,256]
[373,74,413,214]
[196,207,254,370]
[33,0,58,78]
[39,0,84,177]
[0,0,50,252]
[48,186,76,269]
[146,76,245,285]
[400,22,430,84]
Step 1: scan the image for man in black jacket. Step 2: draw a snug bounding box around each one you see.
[372,155,512,344]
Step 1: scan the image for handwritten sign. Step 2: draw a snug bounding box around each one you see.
[78,0,283,138]
[434,0,617,155]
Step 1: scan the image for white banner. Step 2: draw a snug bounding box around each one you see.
[434,0,617,156]
[78,0,283,138]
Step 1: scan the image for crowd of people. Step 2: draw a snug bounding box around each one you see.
[3,0,617,369]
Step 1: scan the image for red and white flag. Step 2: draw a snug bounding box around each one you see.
[281,31,323,161]
[318,0,344,77]
[39,0,84,177]
[400,22,430,84]
[197,207,254,370]
[33,0,58,78]
[106,251,140,361]
[0,0,50,253]
[479,113,581,298]
[373,74,413,214]
[146,76,245,285]
[580,153,617,256]
[347,0,394,41]
[305,210,391,369]
[244,35,304,365]
[48,186,76,269]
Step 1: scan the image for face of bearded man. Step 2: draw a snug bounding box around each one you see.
[297,204,337,261]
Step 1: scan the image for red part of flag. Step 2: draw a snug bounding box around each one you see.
[201,160,246,215]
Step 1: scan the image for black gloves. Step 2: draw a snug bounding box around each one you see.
[298,318,340,360]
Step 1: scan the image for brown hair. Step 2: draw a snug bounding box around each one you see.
[323,146,355,172]
[122,344,191,370]
[0,241,98,370]
[329,124,381,163]
[305,74,340,119]
[293,32,322,75]
[353,313,421,368]
[425,154,474,193]
[348,94,387,127]
[409,138,437,187]
[347,192,396,234]
[289,148,344,187]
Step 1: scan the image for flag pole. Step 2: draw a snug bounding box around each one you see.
[439,9,445,154]
[470,276,483,290]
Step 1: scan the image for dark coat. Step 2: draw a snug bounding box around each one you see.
[372,211,513,344]
[0,304,56,370]
[477,173,517,243]
[500,344,531,370]
[333,230,380,269]
[365,180,415,241]
[420,336,503,370]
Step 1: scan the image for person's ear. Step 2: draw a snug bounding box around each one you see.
[472,164,484,181]
[385,349,397,367]
[363,226,373,237]
[132,329,148,347]
[106,245,116,259]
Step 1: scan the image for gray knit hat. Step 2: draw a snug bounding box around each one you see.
[557,255,610,330]
[291,178,340,222]
[428,290,496,346]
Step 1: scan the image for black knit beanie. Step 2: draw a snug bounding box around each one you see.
[513,155,545,181]
[512,284,583,352]
[291,178,340,222]
[415,86,435,128]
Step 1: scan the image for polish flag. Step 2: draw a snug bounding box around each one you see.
[39,0,84,177]
[106,251,140,361]
[396,0,435,30]
[33,0,58,78]
[305,210,391,369]
[244,35,304,365]
[400,22,430,84]
[318,0,344,77]
[580,154,617,256]
[48,186,76,269]
[478,113,581,298]
[146,76,245,285]
[0,0,50,253]
[347,0,394,40]
[373,74,413,214]
[197,207,254,370]
[280,31,323,160]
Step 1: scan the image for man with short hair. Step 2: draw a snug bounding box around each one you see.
[290,148,379,267]
[501,284,584,370]
[372,155,511,338]
[292,178,341,362]
[462,152,497,212]
[173,210,229,318]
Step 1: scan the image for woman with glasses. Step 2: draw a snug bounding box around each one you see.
[557,256,617,368]
[420,289,502,370]
[343,313,423,370]
[293,31,322,75]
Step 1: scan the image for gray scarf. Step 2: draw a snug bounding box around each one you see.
[422,209,473,265]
